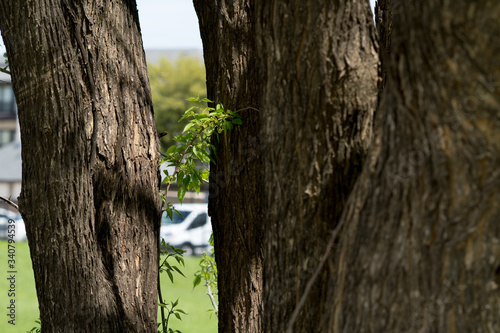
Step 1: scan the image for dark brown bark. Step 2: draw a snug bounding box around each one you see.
[0,1,160,332]
[331,1,500,332]
[375,0,393,90]
[255,1,378,332]
[193,1,263,332]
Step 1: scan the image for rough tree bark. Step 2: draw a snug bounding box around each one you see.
[255,1,378,331]
[0,1,160,332]
[375,0,392,90]
[193,1,263,332]
[330,1,500,331]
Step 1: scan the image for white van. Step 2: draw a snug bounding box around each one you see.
[0,208,27,242]
[160,204,211,255]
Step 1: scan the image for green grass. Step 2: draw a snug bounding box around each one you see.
[158,254,218,333]
[0,240,217,333]
[0,240,39,333]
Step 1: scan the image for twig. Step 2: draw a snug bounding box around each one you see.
[286,218,346,333]
[206,281,218,318]
[0,196,19,211]
[0,66,10,75]
[157,265,167,332]
[234,106,260,113]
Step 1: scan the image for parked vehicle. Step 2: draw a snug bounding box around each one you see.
[0,208,27,241]
[160,204,211,255]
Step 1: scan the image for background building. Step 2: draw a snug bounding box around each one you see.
[0,61,19,147]
[0,61,21,205]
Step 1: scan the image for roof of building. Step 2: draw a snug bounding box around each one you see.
[0,140,21,182]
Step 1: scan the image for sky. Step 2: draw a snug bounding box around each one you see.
[137,0,377,50]
[137,0,202,49]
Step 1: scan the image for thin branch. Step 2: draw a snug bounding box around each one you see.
[157,265,167,332]
[286,218,346,333]
[0,66,11,75]
[206,282,218,318]
[234,106,260,113]
[0,196,19,211]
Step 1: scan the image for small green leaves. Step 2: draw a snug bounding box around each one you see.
[177,185,186,203]
[27,319,41,333]
[158,242,187,332]
[193,275,202,288]
[173,209,183,219]
[163,203,177,222]
[166,270,174,283]
[158,296,187,333]
[159,242,186,280]
[165,144,177,155]
[160,97,242,209]
[158,97,240,330]
[182,122,194,133]
[193,233,218,317]
[171,265,185,277]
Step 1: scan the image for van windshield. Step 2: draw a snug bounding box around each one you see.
[161,210,190,225]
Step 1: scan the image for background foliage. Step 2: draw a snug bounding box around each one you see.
[148,57,207,149]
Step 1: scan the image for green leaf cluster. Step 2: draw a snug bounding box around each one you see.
[27,319,41,333]
[157,297,186,333]
[159,240,186,283]
[158,97,240,329]
[160,97,241,204]
[158,241,187,333]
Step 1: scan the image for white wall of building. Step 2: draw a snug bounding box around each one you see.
[0,181,20,200]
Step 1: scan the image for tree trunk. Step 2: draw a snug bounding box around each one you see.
[375,0,392,90]
[255,0,378,331]
[193,1,263,332]
[331,1,500,331]
[0,1,160,332]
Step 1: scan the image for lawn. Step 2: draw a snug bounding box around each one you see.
[0,240,217,333]
[0,240,38,333]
